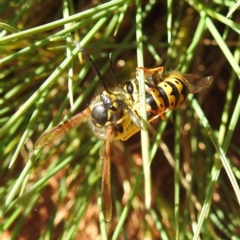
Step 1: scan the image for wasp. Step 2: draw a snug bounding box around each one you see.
[35,41,213,222]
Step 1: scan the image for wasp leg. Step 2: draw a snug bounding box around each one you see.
[136,66,164,74]
[116,99,142,129]
[148,108,169,121]
[136,67,164,85]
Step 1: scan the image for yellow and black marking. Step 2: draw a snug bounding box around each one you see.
[138,68,213,121]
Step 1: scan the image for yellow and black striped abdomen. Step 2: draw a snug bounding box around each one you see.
[146,72,189,120]
[162,73,189,109]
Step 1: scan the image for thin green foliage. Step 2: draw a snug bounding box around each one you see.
[136,0,151,213]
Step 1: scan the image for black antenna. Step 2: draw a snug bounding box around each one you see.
[109,53,121,86]
[74,40,109,93]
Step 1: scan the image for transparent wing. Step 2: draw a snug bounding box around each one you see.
[101,127,113,222]
[184,74,214,94]
[34,107,91,149]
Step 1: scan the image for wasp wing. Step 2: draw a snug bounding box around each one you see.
[101,127,113,222]
[34,107,91,149]
[184,74,213,94]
